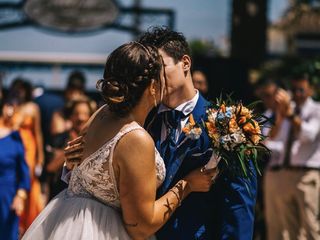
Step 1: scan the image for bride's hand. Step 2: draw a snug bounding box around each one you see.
[183,166,219,192]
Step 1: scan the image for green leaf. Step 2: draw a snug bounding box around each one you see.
[246,100,262,109]
[251,148,262,176]
[200,119,206,129]
[237,152,248,177]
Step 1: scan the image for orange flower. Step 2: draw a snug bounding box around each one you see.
[243,122,254,133]
[206,121,217,134]
[243,120,260,135]
[182,114,196,134]
[182,126,190,134]
[238,116,246,125]
[189,114,196,126]
[250,134,261,145]
[237,105,252,118]
[243,119,262,144]
[229,118,239,133]
[220,104,226,113]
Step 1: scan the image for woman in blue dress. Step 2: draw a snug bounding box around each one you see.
[0,99,30,240]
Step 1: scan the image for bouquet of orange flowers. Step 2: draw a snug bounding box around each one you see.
[183,98,269,178]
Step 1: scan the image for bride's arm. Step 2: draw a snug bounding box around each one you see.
[115,130,216,240]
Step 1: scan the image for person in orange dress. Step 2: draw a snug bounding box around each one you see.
[7,78,44,234]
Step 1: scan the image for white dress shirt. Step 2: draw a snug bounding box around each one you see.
[158,90,199,143]
[265,98,320,169]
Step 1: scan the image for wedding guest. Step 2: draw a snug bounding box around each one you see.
[7,78,44,233]
[50,71,96,135]
[264,73,320,240]
[33,85,64,151]
[46,99,94,200]
[192,70,208,96]
[253,78,279,239]
[0,98,30,240]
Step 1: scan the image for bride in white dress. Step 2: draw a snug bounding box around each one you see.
[22,42,217,240]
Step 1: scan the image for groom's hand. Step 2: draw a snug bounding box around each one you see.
[64,135,85,169]
[184,166,219,192]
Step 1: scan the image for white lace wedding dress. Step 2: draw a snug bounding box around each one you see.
[22,122,166,240]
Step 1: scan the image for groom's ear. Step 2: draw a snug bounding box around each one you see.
[182,55,191,72]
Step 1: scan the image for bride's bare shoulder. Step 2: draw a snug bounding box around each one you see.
[115,126,155,159]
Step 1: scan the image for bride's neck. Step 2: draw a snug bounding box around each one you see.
[129,99,153,127]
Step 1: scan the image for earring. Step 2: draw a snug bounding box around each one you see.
[152,93,157,107]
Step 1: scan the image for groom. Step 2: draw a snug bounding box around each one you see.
[64,27,257,239]
[138,27,257,240]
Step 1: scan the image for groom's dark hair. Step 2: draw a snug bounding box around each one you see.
[138,27,190,63]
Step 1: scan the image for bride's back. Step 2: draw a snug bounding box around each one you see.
[67,104,142,208]
[81,105,131,161]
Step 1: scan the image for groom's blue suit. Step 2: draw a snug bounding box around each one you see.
[145,94,257,240]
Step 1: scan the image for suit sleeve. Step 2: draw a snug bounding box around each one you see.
[210,160,257,240]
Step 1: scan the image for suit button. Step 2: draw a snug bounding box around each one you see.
[169,175,173,180]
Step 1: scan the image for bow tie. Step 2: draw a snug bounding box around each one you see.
[162,110,185,129]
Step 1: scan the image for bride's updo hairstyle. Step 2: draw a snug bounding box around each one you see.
[97,42,162,117]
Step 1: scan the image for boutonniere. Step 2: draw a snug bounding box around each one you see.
[182,114,202,140]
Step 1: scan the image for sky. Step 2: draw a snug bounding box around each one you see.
[0,0,289,89]
[0,0,289,55]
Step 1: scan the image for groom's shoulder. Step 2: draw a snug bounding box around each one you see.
[193,94,210,115]
[197,94,210,106]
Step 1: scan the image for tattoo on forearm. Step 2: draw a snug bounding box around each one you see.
[163,181,185,220]
[163,198,174,220]
[169,189,181,204]
[172,181,184,201]
[124,221,138,227]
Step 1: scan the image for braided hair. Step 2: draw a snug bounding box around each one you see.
[96,42,162,117]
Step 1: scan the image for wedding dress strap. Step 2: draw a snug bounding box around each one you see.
[79,122,143,166]
[108,122,144,199]
[113,122,144,143]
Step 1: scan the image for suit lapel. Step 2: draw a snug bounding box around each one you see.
[176,94,209,150]
[152,95,211,194]
[169,94,210,175]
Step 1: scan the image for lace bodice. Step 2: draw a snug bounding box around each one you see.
[67,122,166,209]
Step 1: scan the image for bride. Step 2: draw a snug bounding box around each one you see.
[22,42,217,240]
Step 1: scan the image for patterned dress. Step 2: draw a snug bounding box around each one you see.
[15,115,44,231]
[22,122,166,240]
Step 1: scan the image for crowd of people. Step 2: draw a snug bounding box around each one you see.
[0,27,319,240]
[0,71,97,239]
[254,74,320,240]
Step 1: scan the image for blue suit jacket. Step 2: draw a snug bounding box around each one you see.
[145,94,257,240]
